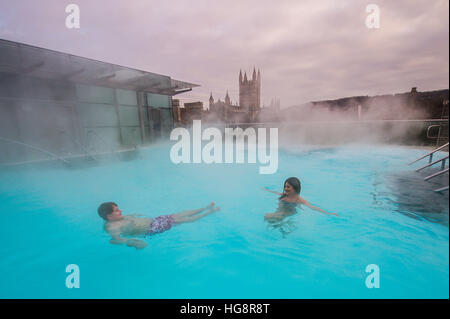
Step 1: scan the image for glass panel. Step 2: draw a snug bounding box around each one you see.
[160,108,173,137]
[147,93,170,108]
[118,105,140,126]
[120,127,141,146]
[76,84,115,104]
[0,73,77,102]
[0,101,20,139]
[142,106,149,126]
[0,73,27,98]
[116,89,137,106]
[0,41,20,66]
[0,100,25,164]
[21,47,69,74]
[84,127,121,151]
[28,77,76,101]
[16,101,77,158]
[148,108,161,139]
[160,108,172,124]
[77,103,118,127]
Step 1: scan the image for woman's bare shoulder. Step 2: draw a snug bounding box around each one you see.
[297,196,308,203]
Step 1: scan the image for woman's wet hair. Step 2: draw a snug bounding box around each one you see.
[98,202,118,220]
[280,177,301,199]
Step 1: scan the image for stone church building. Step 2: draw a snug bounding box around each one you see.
[208,68,263,123]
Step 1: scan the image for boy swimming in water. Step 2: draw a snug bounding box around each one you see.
[262,177,338,221]
[98,202,221,249]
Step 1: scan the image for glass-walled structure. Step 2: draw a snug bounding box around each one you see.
[0,39,198,164]
[145,92,173,141]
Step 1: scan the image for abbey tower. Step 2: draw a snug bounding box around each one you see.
[239,68,261,110]
[208,68,262,123]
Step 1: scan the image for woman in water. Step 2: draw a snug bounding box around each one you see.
[262,177,338,222]
[98,202,220,249]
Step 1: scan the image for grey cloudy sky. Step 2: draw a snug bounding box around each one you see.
[0,0,448,108]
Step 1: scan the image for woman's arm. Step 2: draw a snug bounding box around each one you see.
[264,212,286,221]
[261,187,283,196]
[298,197,338,216]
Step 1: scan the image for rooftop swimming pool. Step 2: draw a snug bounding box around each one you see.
[0,143,448,298]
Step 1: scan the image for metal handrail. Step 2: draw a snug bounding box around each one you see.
[85,129,127,160]
[424,168,449,181]
[58,130,99,162]
[0,136,70,164]
[434,186,449,192]
[416,155,449,172]
[131,128,139,148]
[86,129,116,154]
[426,125,442,139]
[436,101,449,146]
[408,142,449,165]
[71,138,100,162]
[408,142,449,192]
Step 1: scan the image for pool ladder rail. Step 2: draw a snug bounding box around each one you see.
[426,100,449,147]
[0,136,72,165]
[0,134,102,166]
[59,130,99,163]
[408,142,449,192]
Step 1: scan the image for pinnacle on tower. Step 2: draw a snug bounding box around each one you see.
[257,69,261,82]
[243,72,248,83]
[225,90,230,104]
[252,67,256,81]
[209,92,214,106]
[239,70,243,84]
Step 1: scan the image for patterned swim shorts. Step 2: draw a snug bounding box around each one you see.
[146,215,174,235]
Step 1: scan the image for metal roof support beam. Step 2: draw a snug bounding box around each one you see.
[148,81,162,88]
[1,39,199,94]
[96,73,116,82]
[22,61,45,74]
[170,88,192,96]
[121,74,148,85]
[62,68,85,80]
[137,92,146,144]
[136,82,162,92]
[112,88,124,145]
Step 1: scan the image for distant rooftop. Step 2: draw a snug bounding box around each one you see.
[0,38,199,95]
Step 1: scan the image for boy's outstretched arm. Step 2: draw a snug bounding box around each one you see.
[125,239,147,249]
[109,232,147,249]
[298,198,338,216]
[261,187,283,196]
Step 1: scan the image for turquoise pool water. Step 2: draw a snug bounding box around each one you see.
[0,144,448,298]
